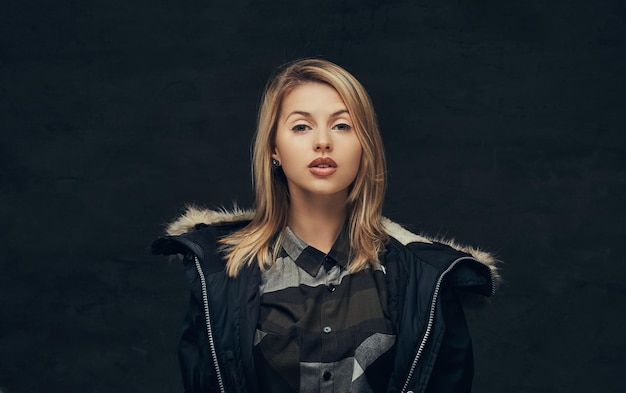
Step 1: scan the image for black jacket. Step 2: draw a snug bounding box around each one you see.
[152,208,499,393]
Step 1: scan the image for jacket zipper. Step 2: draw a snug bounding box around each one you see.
[400,256,479,393]
[191,252,494,393]
[193,255,226,393]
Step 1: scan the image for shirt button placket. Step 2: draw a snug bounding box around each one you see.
[321,264,338,393]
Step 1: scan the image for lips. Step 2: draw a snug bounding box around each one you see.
[308,157,337,168]
[308,157,337,176]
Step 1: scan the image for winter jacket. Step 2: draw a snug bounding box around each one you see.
[151,207,500,393]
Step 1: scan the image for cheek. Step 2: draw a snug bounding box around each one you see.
[274,133,300,162]
[278,148,296,167]
[345,143,363,181]
[350,140,363,169]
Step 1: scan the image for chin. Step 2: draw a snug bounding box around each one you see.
[309,187,351,196]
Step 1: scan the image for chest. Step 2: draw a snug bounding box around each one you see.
[254,260,396,392]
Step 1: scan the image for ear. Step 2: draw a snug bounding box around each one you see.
[271,148,281,162]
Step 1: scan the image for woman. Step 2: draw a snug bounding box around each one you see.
[152,58,500,393]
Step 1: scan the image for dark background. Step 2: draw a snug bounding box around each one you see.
[1,0,625,392]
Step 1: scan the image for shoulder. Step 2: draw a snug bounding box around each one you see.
[382,217,501,297]
[151,205,253,258]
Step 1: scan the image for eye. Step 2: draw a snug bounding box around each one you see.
[291,124,310,132]
[332,123,352,131]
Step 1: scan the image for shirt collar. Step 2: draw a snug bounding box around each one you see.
[282,225,350,277]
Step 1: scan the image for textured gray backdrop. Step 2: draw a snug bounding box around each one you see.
[1,0,625,392]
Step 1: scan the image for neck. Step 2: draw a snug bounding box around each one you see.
[287,191,348,254]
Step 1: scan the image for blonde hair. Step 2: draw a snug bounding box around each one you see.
[220,58,388,276]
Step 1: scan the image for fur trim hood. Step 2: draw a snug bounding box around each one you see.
[164,206,501,287]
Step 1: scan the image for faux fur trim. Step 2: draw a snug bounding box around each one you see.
[381,217,501,288]
[434,237,501,289]
[381,217,433,245]
[165,206,501,287]
[165,205,254,236]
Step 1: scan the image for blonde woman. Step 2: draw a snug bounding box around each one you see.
[152,59,500,393]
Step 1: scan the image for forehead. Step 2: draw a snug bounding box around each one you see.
[280,82,347,113]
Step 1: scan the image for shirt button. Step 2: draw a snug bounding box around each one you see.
[327,284,336,292]
[323,371,332,381]
[323,326,332,333]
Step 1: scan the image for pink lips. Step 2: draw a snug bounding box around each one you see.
[308,157,337,176]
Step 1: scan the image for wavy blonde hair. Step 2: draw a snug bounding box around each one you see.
[220,58,388,277]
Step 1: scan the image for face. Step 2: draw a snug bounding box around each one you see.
[272,82,362,200]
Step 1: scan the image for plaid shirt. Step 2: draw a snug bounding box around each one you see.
[254,226,396,393]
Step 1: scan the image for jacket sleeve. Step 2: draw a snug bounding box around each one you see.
[424,288,474,393]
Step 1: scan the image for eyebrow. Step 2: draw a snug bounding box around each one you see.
[284,109,349,122]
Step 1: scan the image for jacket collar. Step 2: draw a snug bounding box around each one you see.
[163,205,501,287]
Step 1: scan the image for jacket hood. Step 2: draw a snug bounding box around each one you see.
[164,206,501,287]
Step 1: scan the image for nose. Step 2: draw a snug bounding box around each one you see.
[314,129,332,151]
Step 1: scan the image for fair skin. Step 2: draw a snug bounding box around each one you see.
[272,82,363,253]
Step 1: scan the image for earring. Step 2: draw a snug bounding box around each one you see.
[271,158,281,168]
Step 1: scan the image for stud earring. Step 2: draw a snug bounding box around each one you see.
[271,158,281,168]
